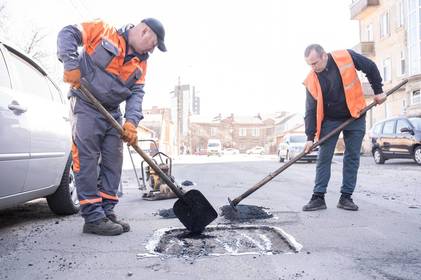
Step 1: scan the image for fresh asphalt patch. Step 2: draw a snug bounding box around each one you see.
[220,204,274,222]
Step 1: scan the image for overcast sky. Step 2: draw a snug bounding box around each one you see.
[3,0,359,116]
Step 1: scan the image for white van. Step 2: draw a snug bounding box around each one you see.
[207,139,222,156]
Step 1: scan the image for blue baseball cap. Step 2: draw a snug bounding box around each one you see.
[142,18,167,52]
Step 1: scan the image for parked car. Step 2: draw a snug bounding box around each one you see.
[0,39,79,214]
[246,146,265,155]
[371,116,421,165]
[222,148,240,155]
[207,139,222,156]
[278,133,318,162]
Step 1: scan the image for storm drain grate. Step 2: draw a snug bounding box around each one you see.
[138,225,302,260]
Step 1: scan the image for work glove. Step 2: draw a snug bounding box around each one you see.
[63,68,81,89]
[122,121,138,145]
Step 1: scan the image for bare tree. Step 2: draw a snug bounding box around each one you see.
[22,29,49,62]
[0,1,51,71]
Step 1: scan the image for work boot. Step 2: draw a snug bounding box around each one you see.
[107,214,130,232]
[337,194,359,211]
[302,193,327,211]
[83,217,123,236]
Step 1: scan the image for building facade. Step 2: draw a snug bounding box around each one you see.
[142,107,175,156]
[351,0,421,133]
[170,80,201,155]
[189,113,294,154]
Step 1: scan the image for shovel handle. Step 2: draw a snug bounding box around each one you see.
[229,79,408,207]
[79,79,184,198]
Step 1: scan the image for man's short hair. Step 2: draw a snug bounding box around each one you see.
[304,44,325,57]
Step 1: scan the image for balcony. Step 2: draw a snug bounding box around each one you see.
[353,41,375,57]
[350,0,379,19]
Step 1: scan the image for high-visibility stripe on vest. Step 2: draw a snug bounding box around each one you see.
[303,50,366,140]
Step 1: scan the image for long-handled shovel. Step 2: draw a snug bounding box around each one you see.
[79,79,217,233]
[228,79,408,209]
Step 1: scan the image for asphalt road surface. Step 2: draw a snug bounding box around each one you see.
[1,154,420,280]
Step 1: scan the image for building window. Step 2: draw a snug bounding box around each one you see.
[366,24,373,41]
[210,127,217,137]
[382,58,391,82]
[399,51,406,76]
[397,1,405,27]
[380,11,390,38]
[239,128,247,137]
[251,128,260,137]
[412,89,421,105]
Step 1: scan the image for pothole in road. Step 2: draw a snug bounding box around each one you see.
[138,225,302,261]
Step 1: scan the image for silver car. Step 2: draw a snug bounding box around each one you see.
[278,133,318,163]
[0,39,79,214]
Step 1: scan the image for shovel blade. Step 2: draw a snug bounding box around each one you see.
[173,189,218,234]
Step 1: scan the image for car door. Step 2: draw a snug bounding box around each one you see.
[394,118,414,156]
[0,44,30,197]
[379,120,396,156]
[5,48,69,192]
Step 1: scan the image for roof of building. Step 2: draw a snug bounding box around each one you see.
[232,115,264,124]
[274,113,303,125]
[190,115,221,124]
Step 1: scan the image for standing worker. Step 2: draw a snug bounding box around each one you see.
[57,18,166,235]
[302,44,385,211]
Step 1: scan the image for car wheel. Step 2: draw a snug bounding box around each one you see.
[47,153,80,215]
[373,148,385,164]
[414,146,421,165]
[279,154,285,163]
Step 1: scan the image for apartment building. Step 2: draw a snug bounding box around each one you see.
[189,113,281,154]
[351,0,421,132]
[142,107,176,156]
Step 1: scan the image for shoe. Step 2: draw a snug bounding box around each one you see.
[337,195,359,211]
[107,214,130,232]
[83,217,123,236]
[302,194,327,211]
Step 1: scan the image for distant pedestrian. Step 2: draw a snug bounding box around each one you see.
[302,44,385,211]
[57,18,166,235]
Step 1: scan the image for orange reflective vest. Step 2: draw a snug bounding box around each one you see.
[80,20,147,85]
[303,50,366,140]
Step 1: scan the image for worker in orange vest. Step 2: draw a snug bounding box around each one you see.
[57,18,166,235]
[302,44,386,212]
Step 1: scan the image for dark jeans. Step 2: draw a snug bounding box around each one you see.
[313,115,366,195]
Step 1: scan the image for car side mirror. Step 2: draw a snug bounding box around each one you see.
[400,127,414,135]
